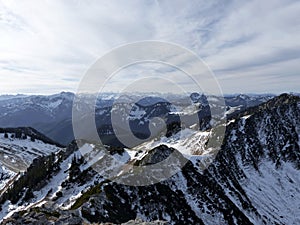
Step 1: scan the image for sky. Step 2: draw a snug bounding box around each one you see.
[0,0,299,95]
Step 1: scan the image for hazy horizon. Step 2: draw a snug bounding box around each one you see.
[0,90,296,97]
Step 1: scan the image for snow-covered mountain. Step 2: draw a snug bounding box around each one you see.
[0,128,63,208]
[0,93,299,224]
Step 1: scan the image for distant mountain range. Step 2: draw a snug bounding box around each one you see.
[0,92,275,146]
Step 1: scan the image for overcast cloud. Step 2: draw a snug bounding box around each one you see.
[0,0,299,94]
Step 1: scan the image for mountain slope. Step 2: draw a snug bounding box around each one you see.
[0,94,299,225]
[0,128,63,197]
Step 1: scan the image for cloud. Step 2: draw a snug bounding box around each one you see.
[0,0,299,94]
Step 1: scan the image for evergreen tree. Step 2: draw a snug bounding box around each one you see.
[23,189,34,201]
[69,155,80,182]
[15,131,22,139]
